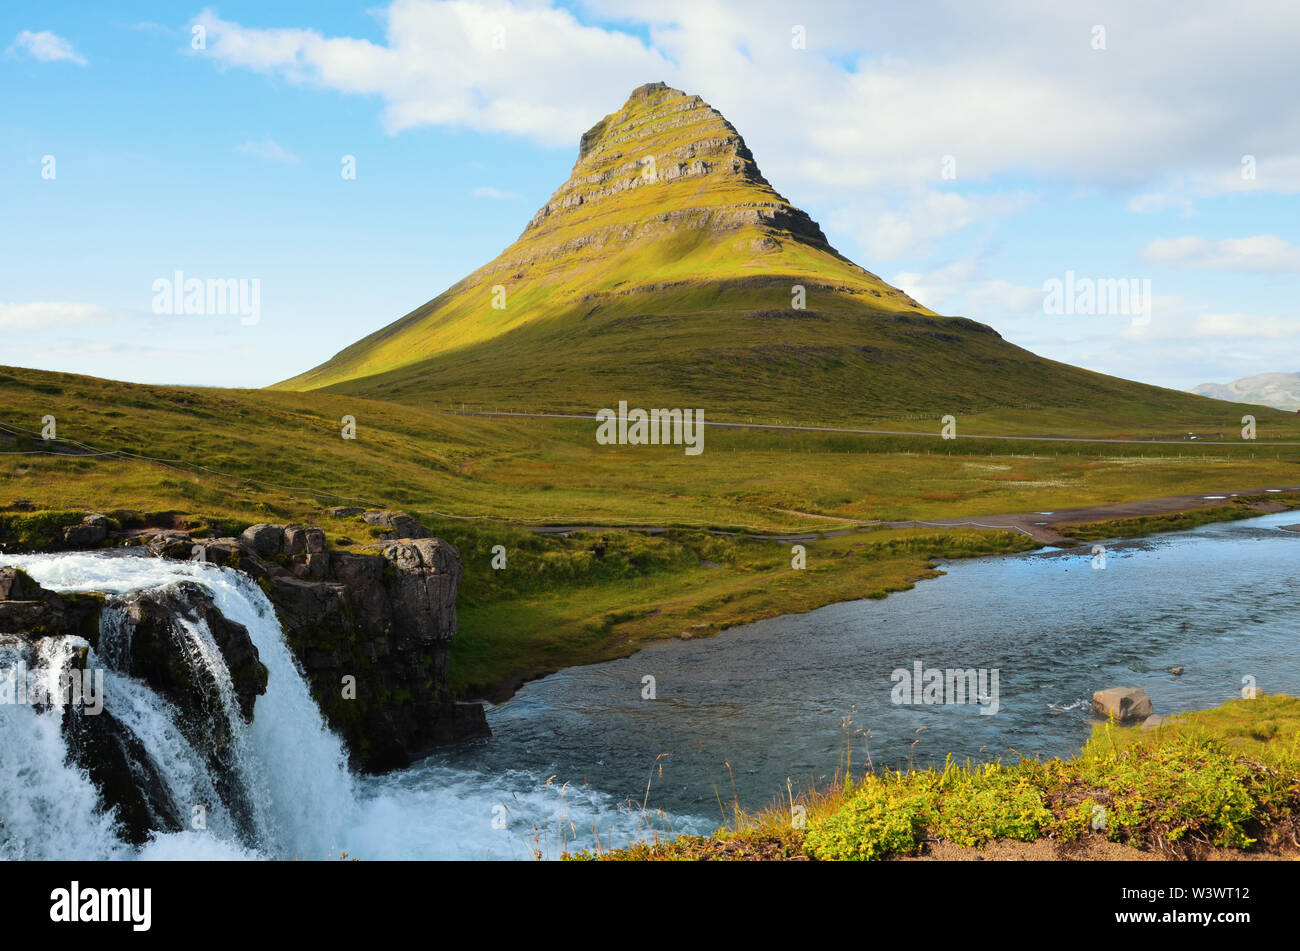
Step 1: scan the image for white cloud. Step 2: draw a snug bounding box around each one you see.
[187,1,1300,259]
[1126,191,1196,216]
[0,301,108,331]
[966,280,1048,316]
[191,3,672,145]
[472,186,521,199]
[8,29,87,65]
[890,255,982,311]
[236,137,300,164]
[832,190,1035,259]
[1142,235,1300,272]
[1192,313,1300,339]
[1117,299,1300,345]
[890,257,1048,319]
[1020,294,1300,389]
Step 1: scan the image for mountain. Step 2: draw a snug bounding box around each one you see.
[1192,373,1300,412]
[276,83,1263,431]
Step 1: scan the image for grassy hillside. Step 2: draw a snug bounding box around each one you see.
[271,83,1287,436]
[5,365,1298,535]
[4,364,1298,694]
[308,281,1300,434]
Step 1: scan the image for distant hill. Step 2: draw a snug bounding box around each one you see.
[276,82,1267,432]
[1192,373,1300,412]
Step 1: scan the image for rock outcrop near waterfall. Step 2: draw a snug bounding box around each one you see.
[182,519,489,772]
[0,564,100,639]
[114,581,269,723]
[2,510,486,782]
[0,567,268,843]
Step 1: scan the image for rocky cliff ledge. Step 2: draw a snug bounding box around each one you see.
[0,566,269,843]
[0,508,489,774]
[153,517,490,772]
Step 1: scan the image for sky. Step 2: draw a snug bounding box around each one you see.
[2,0,1298,392]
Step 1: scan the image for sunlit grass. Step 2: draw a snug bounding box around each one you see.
[576,695,1300,860]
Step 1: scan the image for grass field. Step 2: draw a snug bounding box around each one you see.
[444,525,1038,696]
[5,366,1298,533]
[5,363,1299,695]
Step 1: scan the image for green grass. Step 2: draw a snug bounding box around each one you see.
[5,363,1299,694]
[442,524,1036,695]
[579,695,1300,860]
[8,366,1296,539]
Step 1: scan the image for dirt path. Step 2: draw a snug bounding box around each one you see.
[527,485,1300,545]
[465,410,1300,446]
[882,487,1299,543]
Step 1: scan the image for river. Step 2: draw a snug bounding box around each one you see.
[2,511,1296,859]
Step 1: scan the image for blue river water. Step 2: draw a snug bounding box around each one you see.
[411,510,1300,848]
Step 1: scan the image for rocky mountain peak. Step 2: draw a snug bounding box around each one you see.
[520,83,830,252]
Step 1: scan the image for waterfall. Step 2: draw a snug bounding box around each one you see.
[0,552,358,860]
[2,550,706,860]
[0,635,131,860]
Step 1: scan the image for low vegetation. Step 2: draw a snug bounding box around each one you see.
[442,524,1036,695]
[1060,493,1300,542]
[575,695,1300,860]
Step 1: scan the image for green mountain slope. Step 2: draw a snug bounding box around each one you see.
[277,83,1266,433]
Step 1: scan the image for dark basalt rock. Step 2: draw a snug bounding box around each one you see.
[108,582,269,839]
[0,570,192,844]
[114,581,268,724]
[13,508,488,777]
[0,566,102,642]
[62,703,184,845]
[239,523,284,558]
[189,515,489,773]
[62,513,110,547]
[0,565,44,601]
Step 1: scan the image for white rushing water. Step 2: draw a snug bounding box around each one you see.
[0,552,692,860]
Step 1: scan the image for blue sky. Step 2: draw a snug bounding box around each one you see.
[3,0,1298,391]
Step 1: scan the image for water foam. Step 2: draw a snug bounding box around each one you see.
[2,551,685,860]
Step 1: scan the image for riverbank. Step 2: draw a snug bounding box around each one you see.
[444,489,1300,698]
[576,694,1300,861]
[4,490,1296,702]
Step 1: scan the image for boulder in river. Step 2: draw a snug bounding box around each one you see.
[0,566,102,640]
[1092,686,1154,724]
